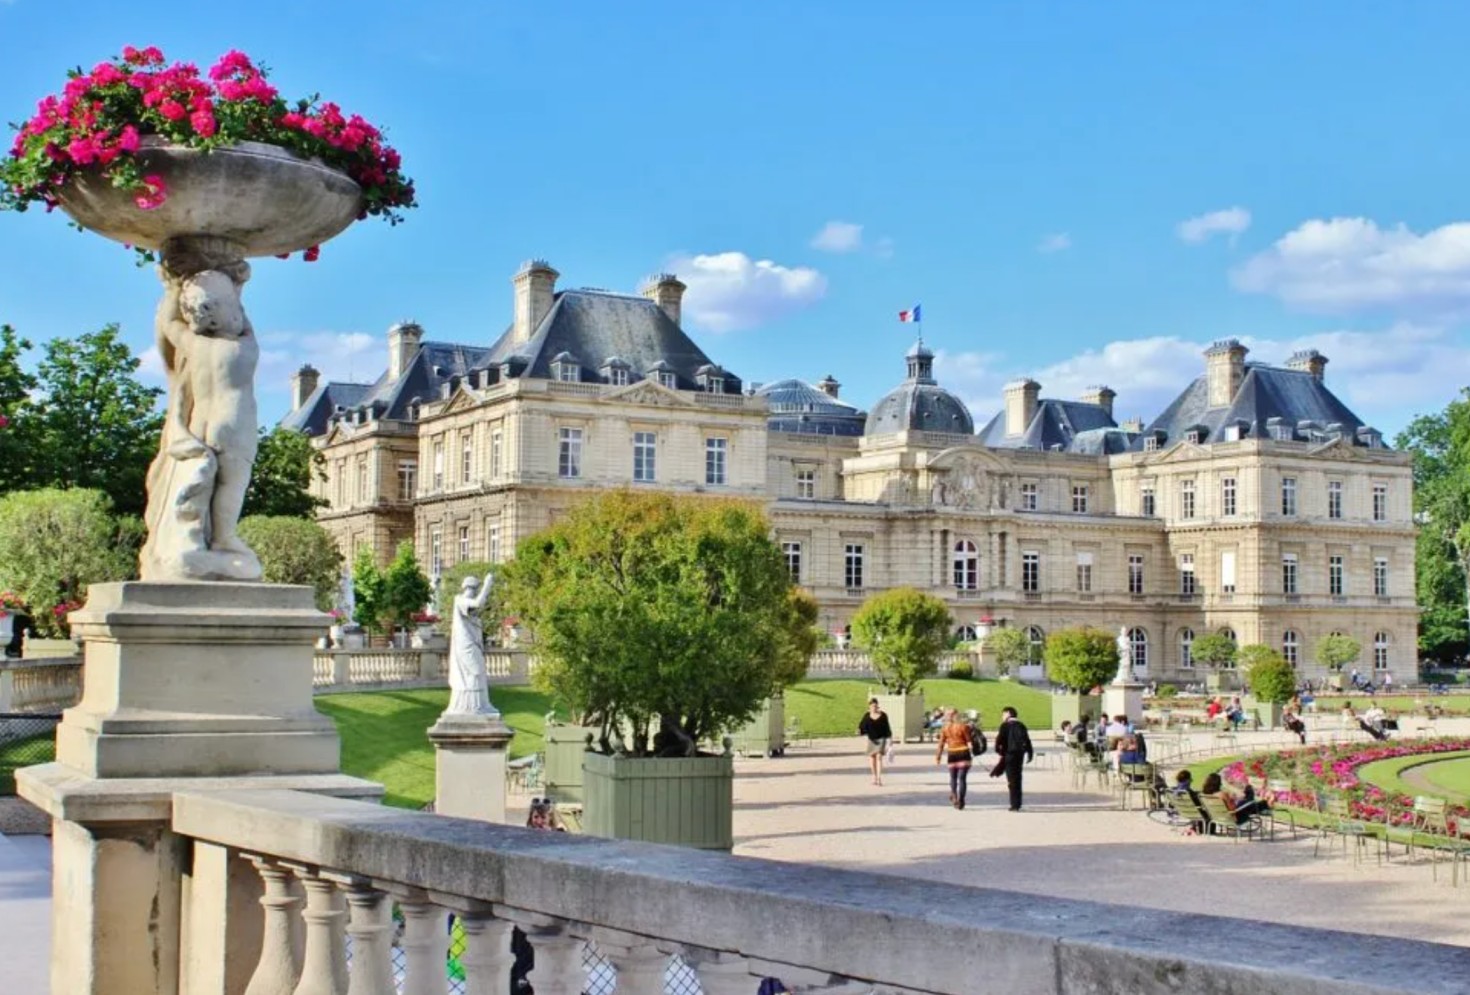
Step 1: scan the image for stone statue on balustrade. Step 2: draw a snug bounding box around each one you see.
[447,572,499,716]
[1113,625,1132,685]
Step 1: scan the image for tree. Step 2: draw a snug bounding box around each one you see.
[242,427,328,519]
[1043,627,1117,691]
[435,560,496,634]
[850,587,952,694]
[500,490,802,755]
[0,488,138,637]
[1316,632,1362,673]
[1398,403,1470,664]
[380,541,433,634]
[237,516,342,611]
[985,626,1031,677]
[0,325,39,493]
[350,547,387,634]
[1241,645,1296,704]
[31,324,162,516]
[1191,631,1238,670]
[772,588,820,690]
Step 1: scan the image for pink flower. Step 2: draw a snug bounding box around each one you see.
[189,109,216,137]
[133,174,167,210]
[117,125,140,153]
[158,99,186,121]
[66,136,98,164]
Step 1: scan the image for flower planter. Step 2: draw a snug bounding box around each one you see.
[729,696,786,758]
[1243,696,1283,731]
[1049,691,1097,731]
[23,636,79,659]
[875,692,927,743]
[1206,671,1234,693]
[582,750,734,851]
[543,723,597,804]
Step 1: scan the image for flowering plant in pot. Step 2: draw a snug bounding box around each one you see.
[2,45,414,261]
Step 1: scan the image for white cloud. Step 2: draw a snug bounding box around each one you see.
[1177,206,1252,244]
[669,251,827,332]
[1232,217,1470,316]
[255,330,382,389]
[810,221,864,253]
[1037,232,1072,254]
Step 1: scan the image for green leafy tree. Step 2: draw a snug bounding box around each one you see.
[31,324,162,516]
[0,488,138,637]
[1241,645,1296,704]
[985,626,1032,677]
[850,587,951,694]
[0,325,39,493]
[772,588,820,690]
[500,490,802,755]
[1316,632,1362,673]
[1191,631,1238,670]
[435,560,496,634]
[380,541,433,633]
[242,427,327,519]
[237,516,342,611]
[351,547,387,634]
[1398,403,1470,664]
[1043,626,1118,691]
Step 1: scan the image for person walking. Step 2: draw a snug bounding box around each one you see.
[858,697,893,786]
[934,707,975,808]
[992,706,1034,811]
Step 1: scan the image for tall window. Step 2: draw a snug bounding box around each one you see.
[1281,476,1297,516]
[1020,482,1039,511]
[461,433,473,484]
[457,526,469,563]
[1179,553,1196,595]
[1220,550,1237,594]
[1072,484,1089,514]
[782,541,802,584]
[335,460,345,507]
[432,440,445,491]
[1128,628,1148,672]
[558,427,583,479]
[1180,479,1196,519]
[1140,483,1156,517]
[795,468,816,499]
[1022,551,1040,593]
[1282,553,1298,595]
[1221,476,1237,517]
[1374,557,1389,597]
[1128,554,1144,595]
[955,625,978,643]
[356,458,369,505]
[658,370,677,389]
[1373,631,1390,671]
[1372,484,1387,522]
[608,367,629,387]
[1026,626,1045,664]
[490,429,503,480]
[953,540,979,590]
[397,460,417,501]
[705,438,727,486]
[487,522,501,563]
[430,529,442,579]
[1282,630,1299,668]
[1329,554,1344,596]
[844,543,864,589]
[1328,480,1343,520]
[1075,551,1093,593]
[633,431,657,482]
[1179,628,1195,670]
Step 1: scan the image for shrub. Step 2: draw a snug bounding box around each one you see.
[1316,632,1362,672]
[1044,627,1118,691]
[1191,631,1238,670]
[850,587,952,694]
[985,626,1031,677]
[1244,648,1297,705]
[947,660,975,681]
[1155,683,1179,699]
[237,515,342,611]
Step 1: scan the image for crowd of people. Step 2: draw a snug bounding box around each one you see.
[858,698,1034,810]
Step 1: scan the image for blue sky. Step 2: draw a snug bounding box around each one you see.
[4,2,1470,436]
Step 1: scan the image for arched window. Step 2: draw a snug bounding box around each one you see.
[1179,628,1195,670]
[1128,627,1148,671]
[953,539,979,590]
[1026,625,1045,664]
[955,624,978,643]
[1219,627,1237,669]
[1282,630,1299,668]
[1374,631,1390,671]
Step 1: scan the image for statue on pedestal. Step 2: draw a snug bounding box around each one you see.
[1113,625,1133,685]
[447,572,498,716]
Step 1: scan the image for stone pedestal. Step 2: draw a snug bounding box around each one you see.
[428,712,515,823]
[1102,680,1145,726]
[17,581,382,995]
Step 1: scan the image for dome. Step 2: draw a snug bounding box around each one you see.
[863,339,974,435]
[756,379,867,436]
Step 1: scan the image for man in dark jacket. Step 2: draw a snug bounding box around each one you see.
[992,706,1034,811]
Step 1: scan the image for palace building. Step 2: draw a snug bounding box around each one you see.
[283,260,1417,684]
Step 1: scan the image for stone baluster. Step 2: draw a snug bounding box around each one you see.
[288,865,348,995]
[440,899,516,995]
[500,910,585,995]
[335,878,395,995]
[244,857,304,995]
[391,887,448,995]
[688,950,758,995]
[584,927,667,995]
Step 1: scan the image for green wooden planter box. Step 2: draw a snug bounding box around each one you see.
[730,696,786,757]
[543,723,596,804]
[1049,692,1099,731]
[875,692,926,743]
[1242,696,1283,730]
[582,751,734,851]
[1205,671,1236,693]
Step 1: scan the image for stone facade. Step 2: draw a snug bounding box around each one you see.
[287,263,1417,685]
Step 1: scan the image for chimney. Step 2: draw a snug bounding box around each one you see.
[1286,348,1328,381]
[387,321,423,381]
[817,374,841,399]
[1204,338,1248,408]
[640,272,686,326]
[1080,384,1116,419]
[1120,416,1144,433]
[1003,378,1040,437]
[289,364,319,410]
[512,259,559,344]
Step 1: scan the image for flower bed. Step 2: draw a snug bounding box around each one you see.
[1223,738,1470,831]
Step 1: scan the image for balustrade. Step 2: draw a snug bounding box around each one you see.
[0,658,83,711]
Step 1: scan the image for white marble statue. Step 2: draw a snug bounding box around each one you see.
[447,572,498,715]
[139,245,262,582]
[1113,625,1132,684]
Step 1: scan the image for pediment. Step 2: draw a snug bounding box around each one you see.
[440,386,481,415]
[605,380,695,407]
[927,446,1008,472]
[1307,437,1371,460]
[320,422,355,445]
[1148,441,1210,463]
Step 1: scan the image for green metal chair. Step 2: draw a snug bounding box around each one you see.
[1323,796,1380,865]
[1117,762,1155,811]
[1198,795,1261,842]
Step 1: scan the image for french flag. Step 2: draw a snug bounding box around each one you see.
[898,304,922,323]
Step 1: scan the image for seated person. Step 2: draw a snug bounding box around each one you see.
[1222,779,1271,825]
[1223,697,1247,730]
[1173,770,1205,833]
[1283,707,1307,745]
[1116,735,1146,776]
[926,707,946,731]
[1360,703,1389,740]
[1205,697,1224,722]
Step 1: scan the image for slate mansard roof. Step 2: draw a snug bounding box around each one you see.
[282,341,492,435]
[976,400,1127,453]
[863,340,975,436]
[757,379,867,436]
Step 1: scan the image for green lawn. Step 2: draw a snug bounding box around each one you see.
[786,678,1051,737]
[1356,750,1470,805]
[0,732,55,794]
[1310,693,1470,715]
[1419,755,1470,800]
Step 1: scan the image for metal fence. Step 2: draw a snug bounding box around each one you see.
[0,712,59,795]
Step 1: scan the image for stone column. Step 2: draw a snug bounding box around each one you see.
[427,712,516,822]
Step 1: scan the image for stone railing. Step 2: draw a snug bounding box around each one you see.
[312,648,441,690]
[0,656,83,712]
[805,650,983,680]
[167,787,1456,995]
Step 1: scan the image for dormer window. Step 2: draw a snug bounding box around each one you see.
[659,371,676,389]
[1184,427,1205,445]
[551,351,581,383]
[600,356,631,387]
[1143,430,1165,452]
[695,363,726,394]
[646,361,677,390]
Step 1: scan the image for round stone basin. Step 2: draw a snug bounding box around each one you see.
[58,140,364,257]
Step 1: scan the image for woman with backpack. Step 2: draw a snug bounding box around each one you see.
[934,708,984,809]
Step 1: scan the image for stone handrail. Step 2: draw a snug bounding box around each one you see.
[805,650,983,680]
[169,787,1462,995]
[0,657,83,712]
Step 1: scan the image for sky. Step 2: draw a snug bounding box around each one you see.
[3,2,1470,437]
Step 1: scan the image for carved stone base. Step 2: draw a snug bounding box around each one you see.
[428,712,515,823]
